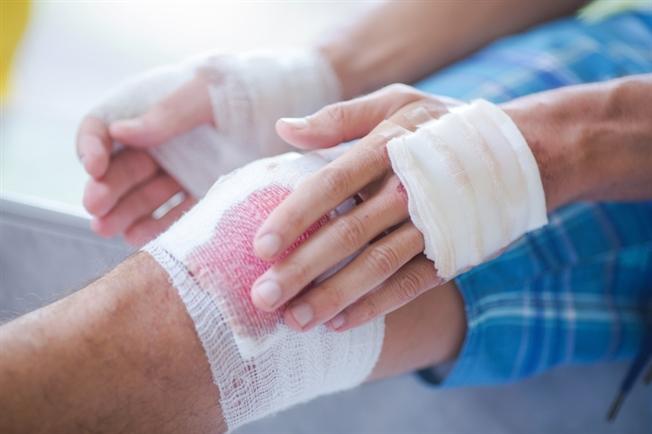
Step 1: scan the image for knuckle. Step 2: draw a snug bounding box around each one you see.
[357,138,389,168]
[282,206,305,231]
[411,100,450,121]
[333,214,367,251]
[369,144,390,168]
[395,270,424,303]
[386,83,423,99]
[388,181,409,208]
[283,260,310,286]
[322,102,347,127]
[358,296,381,322]
[320,166,351,201]
[386,83,411,94]
[367,244,400,276]
[124,150,151,175]
[423,101,448,117]
[146,177,175,204]
[329,287,349,313]
[317,284,348,316]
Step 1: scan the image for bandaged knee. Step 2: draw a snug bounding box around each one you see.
[92,50,341,197]
[387,99,548,279]
[143,148,384,431]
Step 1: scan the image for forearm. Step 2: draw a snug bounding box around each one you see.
[318,0,585,99]
[0,253,223,434]
[0,251,464,432]
[503,74,652,211]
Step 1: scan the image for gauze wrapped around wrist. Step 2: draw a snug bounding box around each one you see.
[387,99,548,279]
[92,50,341,197]
[143,148,383,431]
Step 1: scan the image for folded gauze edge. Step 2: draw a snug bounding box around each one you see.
[387,99,548,279]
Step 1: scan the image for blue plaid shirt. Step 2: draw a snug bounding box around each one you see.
[413,10,652,386]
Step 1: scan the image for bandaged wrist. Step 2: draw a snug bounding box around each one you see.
[92,50,341,197]
[387,99,548,279]
[143,148,383,431]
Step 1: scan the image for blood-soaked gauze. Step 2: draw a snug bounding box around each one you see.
[92,50,340,197]
[143,150,384,431]
[387,99,548,280]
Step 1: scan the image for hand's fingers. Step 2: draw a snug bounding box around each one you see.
[109,75,214,149]
[329,255,445,332]
[283,222,424,331]
[251,176,408,312]
[90,174,182,238]
[390,101,447,131]
[256,95,451,261]
[124,195,196,247]
[83,149,159,217]
[254,121,408,261]
[76,116,113,179]
[276,83,426,150]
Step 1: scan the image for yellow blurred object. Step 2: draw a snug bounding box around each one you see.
[1,0,30,101]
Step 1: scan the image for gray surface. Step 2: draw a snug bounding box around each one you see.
[0,196,130,321]
[1,197,650,433]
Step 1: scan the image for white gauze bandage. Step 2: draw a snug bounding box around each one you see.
[387,99,548,279]
[92,50,341,197]
[143,147,384,431]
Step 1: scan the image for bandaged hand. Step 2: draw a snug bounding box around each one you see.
[247,85,459,332]
[76,50,340,245]
[251,84,548,332]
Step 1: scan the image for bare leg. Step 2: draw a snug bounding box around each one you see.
[0,253,464,433]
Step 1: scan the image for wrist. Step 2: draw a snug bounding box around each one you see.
[584,76,652,201]
[501,91,597,212]
[503,75,652,210]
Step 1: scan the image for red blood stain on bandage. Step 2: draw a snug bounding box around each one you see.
[186,184,329,339]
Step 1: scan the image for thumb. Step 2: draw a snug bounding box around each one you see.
[109,75,215,149]
[275,84,424,150]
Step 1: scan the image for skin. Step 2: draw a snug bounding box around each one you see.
[77,77,212,244]
[0,253,465,433]
[252,74,652,332]
[76,0,584,245]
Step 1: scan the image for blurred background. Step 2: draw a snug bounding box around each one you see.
[1,2,650,433]
[1,1,369,211]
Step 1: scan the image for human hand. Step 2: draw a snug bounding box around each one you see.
[77,75,208,245]
[250,75,652,333]
[78,51,341,245]
[249,84,461,332]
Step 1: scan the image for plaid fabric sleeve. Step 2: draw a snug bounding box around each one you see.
[445,203,652,386]
[412,10,652,386]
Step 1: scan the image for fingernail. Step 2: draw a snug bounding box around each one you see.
[251,279,282,309]
[290,303,314,328]
[279,117,308,129]
[255,233,282,258]
[329,313,346,330]
[115,118,144,131]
